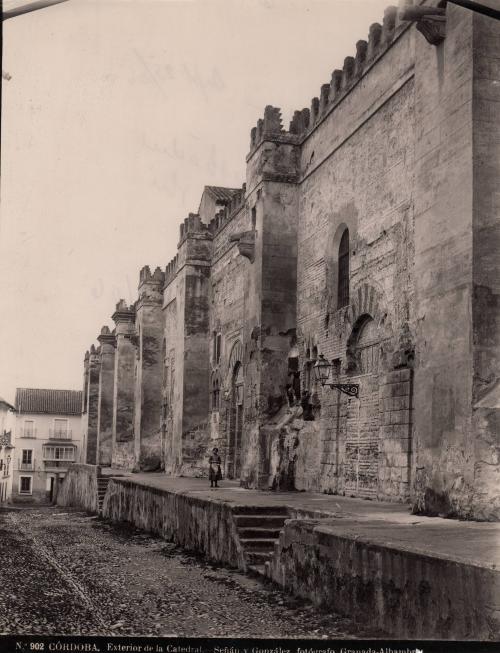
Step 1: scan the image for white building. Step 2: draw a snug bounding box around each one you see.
[13,388,82,503]
[0,397,15,503]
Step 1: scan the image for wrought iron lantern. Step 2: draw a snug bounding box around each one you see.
[313,355,359,398]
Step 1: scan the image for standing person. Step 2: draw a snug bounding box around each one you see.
[209,447,222,488]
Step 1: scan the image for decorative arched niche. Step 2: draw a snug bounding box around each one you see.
[344,283,391,374]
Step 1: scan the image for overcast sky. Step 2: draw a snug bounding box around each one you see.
[1,0,389,404]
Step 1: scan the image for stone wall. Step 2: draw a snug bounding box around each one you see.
[112,302,136,470]
[85,346,100,465]
[293,28,415,502]
[56,463,99,513]
[97,328,115,466]
[79,2,500,520]
[102,478,245,569]
[134,267,165,471]
[470,11,500,520]
[270,517,500,640]
[209,205,249,472]
[412,4,500,520]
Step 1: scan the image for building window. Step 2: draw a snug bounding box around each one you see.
[53,419,68,436]
[43,446,76,462]
[211,373,221,412]
[19,476,32,494]
[338,228,350,308]
[23,420,35,438]
[22,450,32,465]
[213,332,221,364]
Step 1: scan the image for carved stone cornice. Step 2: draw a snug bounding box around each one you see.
[229,230,257,263]
[399,6,446,46]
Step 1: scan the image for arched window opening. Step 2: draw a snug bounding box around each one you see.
[213,332,221,364]
[337,229,350,308]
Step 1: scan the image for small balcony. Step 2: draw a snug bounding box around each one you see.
[43,460,73,470]
[48,429,73,441]
[18,460,35,471]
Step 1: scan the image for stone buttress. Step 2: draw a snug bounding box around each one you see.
[96,326,115,466]
[133,266,165,471]
[111,300,136,469]
[163,214,213,476]
[84,344,100,465]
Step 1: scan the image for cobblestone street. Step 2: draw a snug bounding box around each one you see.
[0,506,370,639]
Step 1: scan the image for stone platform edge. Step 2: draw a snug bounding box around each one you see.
[57,468,500,640]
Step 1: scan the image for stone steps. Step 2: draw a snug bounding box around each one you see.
[96,478,110,511]
[246,551,274,565]
[238,526,282,539]
[233,506,289,577]
[240,538,277,551]
[234,514,288,529]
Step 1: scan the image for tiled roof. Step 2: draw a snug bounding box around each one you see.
[204,186,240,203]
[15,388,82,416]
[0,397,15,411]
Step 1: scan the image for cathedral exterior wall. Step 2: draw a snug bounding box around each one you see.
[208,204,249,477]
[294,38,415,501]
[80,2,500,521]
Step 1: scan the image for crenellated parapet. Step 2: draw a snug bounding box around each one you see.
[139,265,165,287]
[299,5,399,134]
[165,254,179,288]
[178,213,210,245]
[248,5,403,154]
[249,105,301,153]
[138,265,165,305]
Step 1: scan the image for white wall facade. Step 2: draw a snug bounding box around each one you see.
[12,412,82,503]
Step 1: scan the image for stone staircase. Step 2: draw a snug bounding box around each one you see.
[96,476,110,513]
[233,505,289,577]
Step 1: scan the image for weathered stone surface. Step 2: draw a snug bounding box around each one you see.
[84,348,100,465]
[97,328,115,466]
[270,518,500,640]
[80,3,500,520]
[134,267,164,471]
[56,464,99,513]
[112,302,136,470]
[102,478,245,570]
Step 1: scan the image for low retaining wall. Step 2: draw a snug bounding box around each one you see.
[102,478,246,570]
[57,464,100,513]
[269,519,500,640]
[58,473,499,640]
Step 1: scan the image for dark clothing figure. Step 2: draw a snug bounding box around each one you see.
[301,390,314,421]
[209,450,222,487]
[286,384,296,407]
